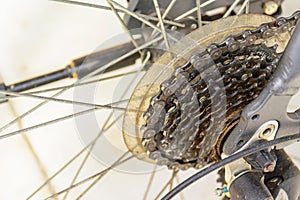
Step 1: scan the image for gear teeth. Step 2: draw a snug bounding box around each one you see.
[140,12,299,170]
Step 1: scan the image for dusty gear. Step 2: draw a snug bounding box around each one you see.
[143,44,281,170]
[123,12,299,170]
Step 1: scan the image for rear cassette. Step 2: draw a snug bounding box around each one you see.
[123,13,293,170]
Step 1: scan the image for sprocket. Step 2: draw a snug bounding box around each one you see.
[122,13,292,170]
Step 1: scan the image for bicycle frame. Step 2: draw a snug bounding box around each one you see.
[225,20,300,199]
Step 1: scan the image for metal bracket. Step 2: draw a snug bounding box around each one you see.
[223,22,300,155]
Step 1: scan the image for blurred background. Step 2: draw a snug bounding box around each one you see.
[0,0,299,199]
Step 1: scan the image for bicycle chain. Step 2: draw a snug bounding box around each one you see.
[141,11,300,170]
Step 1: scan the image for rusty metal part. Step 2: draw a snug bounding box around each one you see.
[122,13,296,170]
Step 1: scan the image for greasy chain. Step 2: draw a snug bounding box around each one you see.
[141,11,300,170]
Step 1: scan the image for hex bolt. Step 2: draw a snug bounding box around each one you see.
[264,162,276,173]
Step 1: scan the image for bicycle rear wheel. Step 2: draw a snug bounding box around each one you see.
[0,1,299,200]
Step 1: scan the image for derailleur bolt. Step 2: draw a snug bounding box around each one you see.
[264,162,276,172]
[245,148,277,172]
[215,186,228,197]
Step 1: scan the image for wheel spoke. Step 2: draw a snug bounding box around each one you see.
[26,113,124,199]
[0,98,128,140]
[109,0,179,43]
[0,88,68,134]
[149,0,177,41]
[196,0,202,27]
[61,103,129,199]
[0,90,128,111]
[8,102,57,197]
[50,0,185,28]
[74,151,135,199]
[174,0,217,21]
[106,0,141,54]
[141,14,185,28]
[153,0,170,49]
[223,0,241,18]
[109,0,163,33]
[237,0,250,15]
[0,108,95,140]
[246,0,250,14]
[163,0,177,19]
[0,34,160,138]
[50,0,119,11]
[154,170,178,200]
[62,52,150,200]
[61,112,124,200]
[143,165,157,200]
[43,153,134,200]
